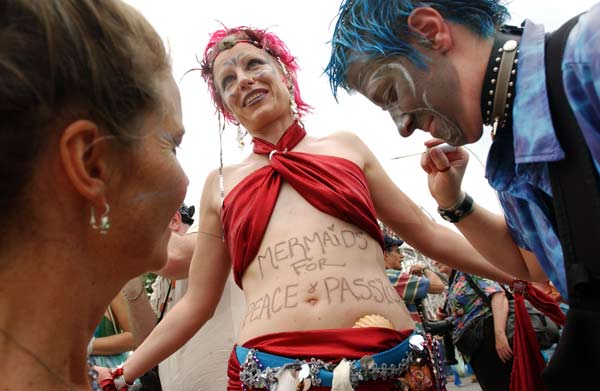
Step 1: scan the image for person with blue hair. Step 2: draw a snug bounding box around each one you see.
[326,1,600,390]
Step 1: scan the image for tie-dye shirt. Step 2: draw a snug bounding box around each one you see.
[446,272,503,343]
[486,4,600,300]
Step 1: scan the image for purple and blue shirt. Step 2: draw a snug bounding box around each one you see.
[486,4,600,300]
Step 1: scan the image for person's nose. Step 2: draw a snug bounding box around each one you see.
[388,107,414,137]
[237,71,256,90]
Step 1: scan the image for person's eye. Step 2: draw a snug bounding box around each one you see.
[221,75,234,90]
[383,86,398,105]
[247,58,263,69]
[370,83,395,107]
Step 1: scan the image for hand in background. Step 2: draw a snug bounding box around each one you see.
[409,264,425,276]
[93,366,112,383]
[494,332,513,363]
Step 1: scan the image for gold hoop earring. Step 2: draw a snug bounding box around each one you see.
[90,202,111,234]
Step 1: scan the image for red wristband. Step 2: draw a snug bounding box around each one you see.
[110,366,132,391]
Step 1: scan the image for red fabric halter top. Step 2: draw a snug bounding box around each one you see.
[221,121,384,288]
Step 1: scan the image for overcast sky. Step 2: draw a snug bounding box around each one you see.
[125,0,597,231]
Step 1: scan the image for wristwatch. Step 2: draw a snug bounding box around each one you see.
[437,193,474,223]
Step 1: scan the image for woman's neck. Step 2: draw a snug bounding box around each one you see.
[248,113,296,145]
[0,330,91,390]
[0,244,113,390]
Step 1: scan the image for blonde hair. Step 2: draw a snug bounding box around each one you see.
[0,0,170,223]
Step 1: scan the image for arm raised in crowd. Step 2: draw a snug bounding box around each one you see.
[410,264,445,294]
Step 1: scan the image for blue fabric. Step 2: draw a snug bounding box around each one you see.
[89,316,129,368]
[235,331,416,387]
[486,4,600,300]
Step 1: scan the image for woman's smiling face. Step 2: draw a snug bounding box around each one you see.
[212,43,291,131]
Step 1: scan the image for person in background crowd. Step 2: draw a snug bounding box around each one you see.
[149,205,244,391]
[436,262,512,391]
[89,293,139,369]
[384,235,445,327]
[0,1,187,389]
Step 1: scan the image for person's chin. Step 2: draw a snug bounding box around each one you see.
[148,249,169,272]
[431,119,468,146]
[148,231,171,270]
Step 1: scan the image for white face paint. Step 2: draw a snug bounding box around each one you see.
[347,56,469,146]
[380,63,416,97]
[212,43,292,132]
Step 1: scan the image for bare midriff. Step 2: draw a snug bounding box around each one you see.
[237,183,415,344]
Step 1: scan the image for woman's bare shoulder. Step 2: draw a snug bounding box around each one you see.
[303,130,368,168]
[319,129,363,143]
[204,155,263,183]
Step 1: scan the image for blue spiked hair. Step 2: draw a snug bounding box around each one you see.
[325,0,510,98]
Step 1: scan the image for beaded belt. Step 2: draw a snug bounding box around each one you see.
[236,331,447,390]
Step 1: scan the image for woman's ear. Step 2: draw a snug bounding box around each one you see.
[59,120,111,206]
[408,7,453,53]
[169,211,182,232]
[383,251,391,267]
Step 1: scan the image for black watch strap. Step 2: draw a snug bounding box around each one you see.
[438,193,474,223]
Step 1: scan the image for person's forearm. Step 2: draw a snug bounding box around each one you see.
[122,278,156,345]
[491,292,509,336]
[416,223,515,285]
[454,204,539,281]
[423,269,445,294]
[92,332,136,355]
[122,293,212,383]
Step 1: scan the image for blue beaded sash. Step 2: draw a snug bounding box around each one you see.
[236,331,446,390]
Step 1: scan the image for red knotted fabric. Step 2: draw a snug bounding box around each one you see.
[222,121,384,288]
[509,281,566,391]
[227,327,413,391]
[522,283,566,326]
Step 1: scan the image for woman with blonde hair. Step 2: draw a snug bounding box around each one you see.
[0,1,187,389]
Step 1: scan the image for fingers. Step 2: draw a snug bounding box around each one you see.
[421,142,463,173]
[94,366,113,382]
[420,146,449,173]
[428,146,451,172]
[420,151,433,174]
[505,344,513,359]
[496,343,514,363]
[409,264,423,274]
[424,138,446,148]
[496,347,507,363]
